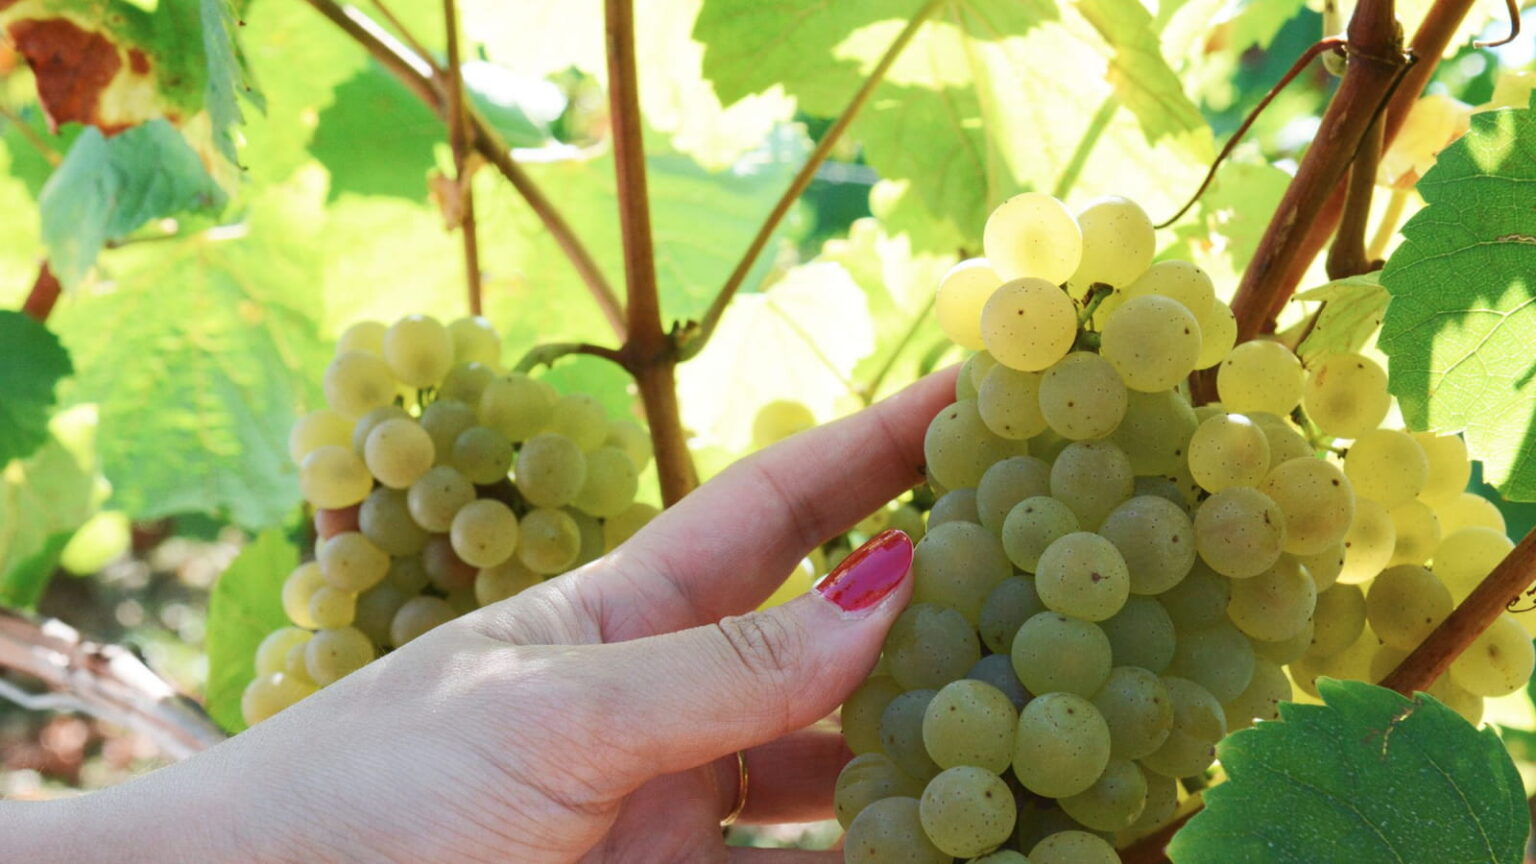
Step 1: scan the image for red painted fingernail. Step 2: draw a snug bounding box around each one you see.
[815,529,913,615]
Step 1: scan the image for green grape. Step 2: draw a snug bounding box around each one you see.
[1434,527,1514,600]
[1216,340,1304,416]
[955,357,980,401]
[842,676,905,755]
[516,433,588,508]
[922,680,1019,772]
[1247,411,1313,468]
[337,320,386,355]
[59,510,130,575]
[1098,495,1196,595]
[255,627,312,677]
[1072,196,1156,287]
[323,351,397,419]
[1389,499,1441,566]
[1252,619,1314,665]
[1260,457,1354,555]
[449,499,519,568]
[1012,692,1111,797]
[929,488,980,528]
[1099,596,1176,673]
[981,277,1079,373]
[351,405,410,454]
[451,425,514,485]
[308,585,357,629]
[386,555,430,594]
[567,508,606,569]
[1344,429,1429,507]
[572,446,641,518]
[241,672,316,725]
[438,362,495,406]
[474,557,541,606]
[1132,476,1189,511]
[1049,441,1134,530]
[517,507,582,574]
[1034,532,1130,621]
[1157,559,1230,629]
[1014,800,1090,852]
[358,486,432,564]
[968,351,999,392]
[1366,564,1453,650]
[924,400,1027,490]
[1029,830,1120,864]
[966,654,1031,709]
[983,192,1083,285]
[422,534,477,591]
[1291,630,1377,698]
[979,576,1045,654]
[281,562,326,628]
[284,643,318,686]
[1430,674,1485,726]
[972,851,1030,864]
[884,604,982,691]
[1301,352,1391,438]
[383,314,453,388]
[1001,496,1079,573]
[1100,295,1202,393]
[920,766,1017,858]
[888,504,927,543]
[1167,619,1255,703]
[447,316,500,366]
[1413,431,1471,503]
[1108,389,1198,476]
[1093,665,1174,762]
[751,400,816,449]
[978,365,1048,440]
[881,689,943,781]
[844,796,949,864]
[546,393,608,451]
[364,418,435,489]
[419,400,477,466]
[1227,555,1316,642]
[1338,497,1396,584]
[912,521,1012,624]
[1060,758,1147,832]
[353,582,406,647]
[1188,413,1270,492]
[1308,583,1367,659]
[1123,771,1179,841]
[1194,486,1287,578]
[406,465,475,532]
[605,419,652,470]
[1039,352,1128,440]
[1139,676,1226,779]
[1434,491,1506,535]
[1450,613,1534,696]
[305,626,375,686]
[478,374,556,443]
[318,531,390,592]
[300,445,374,509]
[1297,541,1345,592]
[834,753,924,829]
[935,258,1002,350]
[289,409,353,464]
[602,502,659,551]
[1011,612,1112,697]
[1123,259,1215,316]
[1193,301,1237,370]
[976,456,1052,532]
[1222,658,1292,731]
[390,595,456,646]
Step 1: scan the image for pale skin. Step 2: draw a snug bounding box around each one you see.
[3,370,957,863]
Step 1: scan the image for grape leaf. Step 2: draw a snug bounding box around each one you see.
[1074,0,1206,142]
[201,0,265,165]
[0,405,98,608]
[204,528,298,733]
[1295,273,1389,361]
[1378,102,1536,501]
[1169,679,1527,864]
[0,310,72,463]
[39,119,226,287]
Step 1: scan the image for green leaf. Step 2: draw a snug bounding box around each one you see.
[0,405,98,608]
[1378,103,1536,501]
[1074,0,1206,142]
[201,0,267,165]
[1295,273,1390,361]
[1170,679,1527,864]
[0,311,73,464]
[204,528,298,733]
[39,120,226,287]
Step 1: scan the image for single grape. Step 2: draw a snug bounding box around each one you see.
[920,766,1017,858]
[1011,612,1112,697]
[834,753,923,829]
[438,362,496,406]
[1434,527,1514,600]
[1195,486,1287,578]
[318,531,390,592]
[1092,666,1173,760]
[1139,676,1226,779]
[881,689,943,781]
[1227,555,1317,642]
[602,502,660,551]
[1366,564,1453,650]
[983,192,1083,285]
[359,488,429,556]
[255,627,312,677]
[1301,352,1391,438]
[1108,389,1199,476]
[1434,491,1506,535]
[1012,692,1111,797]
[305,626,375,686]
[1099,596,1177,673]
[1344,429,1429,507]
[386,555,430,594]
[972,850,1031,864]
[1060,758,1148,832]
[390,595,456,646]
[364,418,435,489]
[842,676,904,755]
[308,584,357,629]
[966,654,1032,710]
[605,419,652,471]
[418,400,477,466]
[1414,431,1472,503]
[474,557,542,606]
[929,488,980,528]
[1260,456,1354,555]
[336,320,386,355]
[1189,413,1270,492]
[422,534,477,591]
[1389,498,1442,566]
[1308,583,1367,659]
[1222,657,1292,731]
[516,433,589,508]
[1450,614,1535,697]
[351,404,410,454]
[923,400,1026,489]
[1039,352,1128,440]
[406,465,475,533]
[1029,830,1120,864]
[314,504,362,541]
[978,365,1048,440]
[323,351,397,419]
[912,521,1012,624]
[353,582,407,647]
[1124,771,1180,840]
[884,603,981,691]
[451,425,514,485]
[1157,559,1231,630]
[447,316,499,366]
[1297,541,1345,592]
[935,258,1002,350]
[1072,196,1156,287]
[1123,259,1215,315]
[1336,497,1396,584]
[1001,496,1079,573]
[449,499,520,568]
[383,314,453,388]
[1217,340,1304,416]
[281,562,326,629]
[1167,619,1255,703]
[479,374,557,443]
[1034,532,1130,622]
[1193,301,1237,370]
[300,444,373,509]
[922,680,1019,773]
[289,409,353,464]
[1049,440,1134,530]
[1248,411,1313,468]
[517,507,582,574]
[1098,495,1196,595]
[976,456,1052,533]
[1252,619,1315,665]
[843,796,949,864]
[241,672,316,725]
[981,278,1079,373]
[978,576,1045,654]
[1100,295,1202,393]
[545,393,608,451]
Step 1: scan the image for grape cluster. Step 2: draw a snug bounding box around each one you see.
[836,192,1530,862]
[241,315,656,726]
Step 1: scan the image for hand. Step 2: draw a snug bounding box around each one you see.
[5,370,956,863]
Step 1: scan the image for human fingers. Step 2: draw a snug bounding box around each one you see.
[711,726,851,825]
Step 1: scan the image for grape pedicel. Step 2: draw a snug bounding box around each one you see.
[816,529,914,614]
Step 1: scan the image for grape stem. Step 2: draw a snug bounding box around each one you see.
[441,0,483,316]
[1324,109,1385,279]
[512,342,627,374]
[20,262,61,322]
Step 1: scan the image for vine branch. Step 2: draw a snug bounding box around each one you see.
[1324,110,1383,278]
[21,262,61,322]
[442,0,483,316]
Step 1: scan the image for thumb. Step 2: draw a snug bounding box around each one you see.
[588,529,914,791]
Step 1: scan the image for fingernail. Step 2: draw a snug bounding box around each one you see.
[814,529,913,615]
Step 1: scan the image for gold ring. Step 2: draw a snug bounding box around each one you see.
[720,750,749,827]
